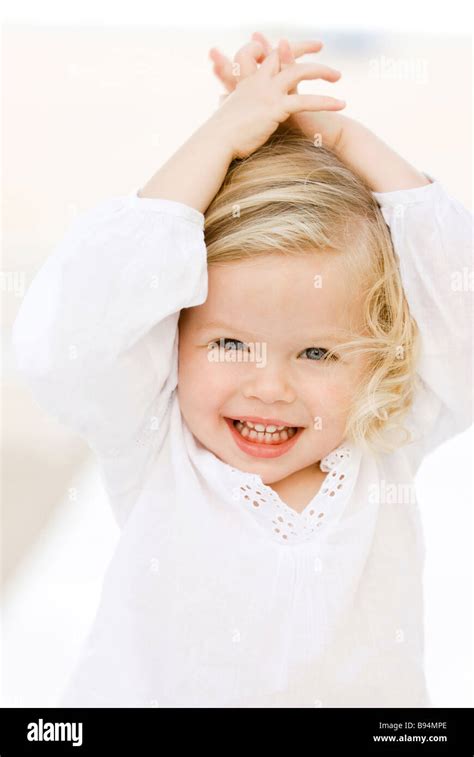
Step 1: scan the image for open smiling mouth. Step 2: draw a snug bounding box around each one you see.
[224,417,304,458]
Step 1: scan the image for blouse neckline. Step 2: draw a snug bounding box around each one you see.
[183,420,362,546]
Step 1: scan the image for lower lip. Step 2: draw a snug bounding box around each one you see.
[224,418,303,459]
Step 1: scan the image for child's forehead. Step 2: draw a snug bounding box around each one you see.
[183,253,364,336]
[207,253,356,303]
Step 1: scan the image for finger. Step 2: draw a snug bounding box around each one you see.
[253,31,323,61]
[284,93,346,114]
[277,39,298,96]
[277,62,341,91]
[278,38,295,67]
[234,39,266,78]
[251,31,273,56]
[258,47,281,76]
[279,38,323,63]
[287,39,324,57]
[209,47,237,92]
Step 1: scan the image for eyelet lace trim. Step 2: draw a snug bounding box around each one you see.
[226,444,354,545]
[319,445,352,472]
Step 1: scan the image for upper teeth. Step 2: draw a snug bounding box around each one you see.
[239,420,287,432]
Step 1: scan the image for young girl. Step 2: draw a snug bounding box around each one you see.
[12,34,472,708]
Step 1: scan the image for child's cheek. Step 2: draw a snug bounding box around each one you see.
[307,375,353,423]
[201,360,240,396]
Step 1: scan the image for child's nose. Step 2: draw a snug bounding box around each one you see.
[242,365,296,404]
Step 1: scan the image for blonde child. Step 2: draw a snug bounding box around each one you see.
[12,33,472,707]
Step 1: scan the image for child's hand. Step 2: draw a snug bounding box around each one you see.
[209,32,346,152]
[207,39,345,160]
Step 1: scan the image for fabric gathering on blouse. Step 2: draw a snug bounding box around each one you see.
[11,173,473,708]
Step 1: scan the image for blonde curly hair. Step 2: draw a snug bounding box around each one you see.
[203,123,420,456]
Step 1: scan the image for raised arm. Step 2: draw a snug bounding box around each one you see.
[369,178,472,467]
[12,195,209,527]
[331,115,432,192]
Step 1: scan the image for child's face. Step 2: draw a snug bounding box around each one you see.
[177,253,367,484]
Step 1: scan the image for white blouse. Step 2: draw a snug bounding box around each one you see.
[11,174,472,708]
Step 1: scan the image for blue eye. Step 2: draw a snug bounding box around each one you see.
[211,338,248,351]
[300,347,335,361]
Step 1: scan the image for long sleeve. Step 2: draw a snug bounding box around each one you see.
[11,191,208,526]
[371,175,473,471]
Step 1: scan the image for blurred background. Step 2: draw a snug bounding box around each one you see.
[1,0,473,707]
